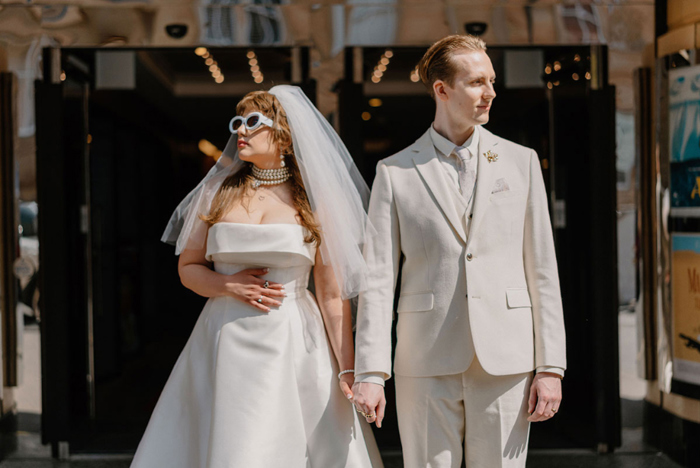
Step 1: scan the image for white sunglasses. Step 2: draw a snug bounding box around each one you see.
[229,112,274,134]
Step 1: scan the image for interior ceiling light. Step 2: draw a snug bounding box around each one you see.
[410,67,420,83]
[198,139,222,160]
[247,50,264,84]
[369,98,382,107]
[371,49,392,84]
[196,48,225,84]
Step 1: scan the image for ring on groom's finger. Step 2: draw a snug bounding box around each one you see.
[355,407,374,418]
[263,281,269,289]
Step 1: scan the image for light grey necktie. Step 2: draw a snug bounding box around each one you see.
[455,146,475,203]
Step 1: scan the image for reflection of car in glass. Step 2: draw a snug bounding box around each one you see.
[15,201,39,323]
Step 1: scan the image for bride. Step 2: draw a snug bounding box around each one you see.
[131,86,383,468]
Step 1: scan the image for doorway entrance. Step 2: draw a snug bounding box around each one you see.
[36,46,313,453]
[36,43,620,456]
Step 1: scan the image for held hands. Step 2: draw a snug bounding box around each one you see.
[338,373,354,401]
[224,268,286,312]
[351,382,386,428]
[527,372,562,422]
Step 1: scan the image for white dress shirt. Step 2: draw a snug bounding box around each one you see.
[430,124,480,197]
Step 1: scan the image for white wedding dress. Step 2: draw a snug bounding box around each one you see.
[131,223,383,468]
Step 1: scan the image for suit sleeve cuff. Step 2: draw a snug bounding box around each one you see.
[536,366,564,378]
[355,372,386,387]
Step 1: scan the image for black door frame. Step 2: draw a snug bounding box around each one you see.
[36,47,92,457]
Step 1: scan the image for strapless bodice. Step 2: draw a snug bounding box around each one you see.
[206,223,317,293]
[206,223,316,267]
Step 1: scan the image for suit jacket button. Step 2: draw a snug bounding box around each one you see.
[466,253,473,261]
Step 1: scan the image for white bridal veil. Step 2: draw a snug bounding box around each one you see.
[161,85,375,299]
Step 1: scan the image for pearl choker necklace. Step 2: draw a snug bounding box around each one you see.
[251,165,290,188]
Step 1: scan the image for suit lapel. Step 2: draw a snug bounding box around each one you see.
[411,131,467,243]
[468,127,500,245]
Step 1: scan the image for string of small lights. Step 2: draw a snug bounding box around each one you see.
[371,49,393,84]
[195,47,224,84]
[544,54,590,89]
[247,50,264,84]
[410,65,420,83]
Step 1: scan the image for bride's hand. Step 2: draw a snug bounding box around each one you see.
[338,373,354,400]
[224,268,286,312]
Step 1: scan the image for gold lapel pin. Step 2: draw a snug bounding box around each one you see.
[484,150,498,163]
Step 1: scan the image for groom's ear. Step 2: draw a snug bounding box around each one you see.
[433,80,449,102]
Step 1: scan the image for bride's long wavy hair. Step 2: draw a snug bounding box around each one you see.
[200,91,321,245]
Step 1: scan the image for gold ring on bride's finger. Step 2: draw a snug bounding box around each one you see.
[355,407,369,418]
[263,281,269,289]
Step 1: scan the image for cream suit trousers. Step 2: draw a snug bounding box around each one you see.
[395,356,532,468]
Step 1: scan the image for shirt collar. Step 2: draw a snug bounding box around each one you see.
[429,124,480,158]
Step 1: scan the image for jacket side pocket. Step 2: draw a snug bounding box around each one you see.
[506,288,532,308]
[397,291,434,313]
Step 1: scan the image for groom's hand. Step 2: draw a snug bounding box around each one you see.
[351,382,386,428]
[527,372,562,422]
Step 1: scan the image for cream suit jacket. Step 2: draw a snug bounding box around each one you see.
[355,127,567,379]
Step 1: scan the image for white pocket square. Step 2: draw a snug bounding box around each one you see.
[491,178,510,194]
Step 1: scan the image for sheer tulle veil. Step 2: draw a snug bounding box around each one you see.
[161,85,375,300]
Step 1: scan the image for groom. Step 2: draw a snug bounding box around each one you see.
[352,35,567,467]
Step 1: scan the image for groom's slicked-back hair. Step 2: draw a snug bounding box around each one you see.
[418,34,487,99]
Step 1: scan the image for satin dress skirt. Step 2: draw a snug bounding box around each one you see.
[130,261,382,468]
